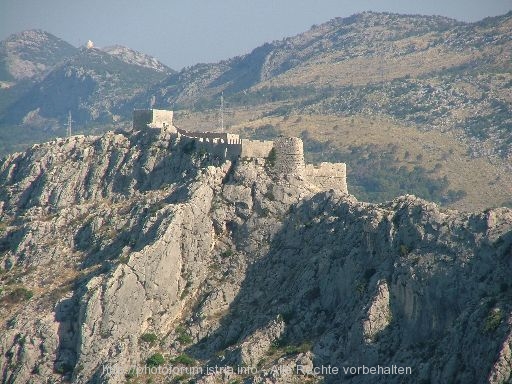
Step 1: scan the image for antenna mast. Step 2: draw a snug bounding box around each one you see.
[220,92,224,132]
[67,111,73,137]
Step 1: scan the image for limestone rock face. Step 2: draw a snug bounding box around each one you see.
[489,326,512,384]
[0,128,511,384]
[363,280,391,343]
[238,317,286,367]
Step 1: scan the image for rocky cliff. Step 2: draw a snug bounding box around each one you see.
[0,128,511,383]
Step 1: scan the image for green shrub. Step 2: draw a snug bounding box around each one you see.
[140,332,158,344]
[268,339,312,357]
[54,363,74,375]
[170,353,195,366]
[260,207,270,217]
[283,341,312,355]
[356,281,366,295]
[264,191,276,201]
[146,353,165,367]
[180,280,192,300]
[483,309,503,334]
[6,318,16,328]
[399,244,410,256]
[118,255,130,264]
[6,287,33,303]
[171,374,191,383]
[266,148,277,168]
[176,326,193,344]
[220,249,233,259]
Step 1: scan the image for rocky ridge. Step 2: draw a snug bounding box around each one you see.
[101,46,172,74]
[0,127,511,383]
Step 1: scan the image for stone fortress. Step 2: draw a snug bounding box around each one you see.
[133,109,348,193]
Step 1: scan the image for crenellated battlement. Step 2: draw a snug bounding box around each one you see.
[133,109,348,193]
[176,127,242,144]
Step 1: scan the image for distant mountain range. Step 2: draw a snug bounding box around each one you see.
[137,11,511,158]
[0,30,173,153]
[0,12,510,210]
[3,46,172,125]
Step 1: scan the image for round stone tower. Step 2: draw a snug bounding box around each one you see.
[273,137,305,177]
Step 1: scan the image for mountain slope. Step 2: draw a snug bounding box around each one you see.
[138,11,511,151]
[0,32,174,156]
[2,47,168,126]
[0,30,77,84]
[144,11,511,211]
[0,128,511,383]
[133,12,467,104]
[0,30,79,133]
[0,45,171,157]
[101,45,173,74]
[1,12,511,211]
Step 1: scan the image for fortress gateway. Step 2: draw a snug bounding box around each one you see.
[133,109,348,193]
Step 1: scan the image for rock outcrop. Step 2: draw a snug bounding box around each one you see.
[0,127,511,383]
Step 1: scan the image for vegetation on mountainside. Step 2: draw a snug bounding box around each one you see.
[196,111,510,211]
[1,11,511,211]
[241,122,466,205]
[145,353,165,367]
[140,332,158,345]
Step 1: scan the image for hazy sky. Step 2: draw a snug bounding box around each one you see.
[1,0,511,70]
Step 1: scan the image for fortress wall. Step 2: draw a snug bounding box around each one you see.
[133,109,174,131]
[135,111,347,191]
[182,137,242,159]
[151,109,174,127]
[133,110,153,130]
[176,127,241,143]
[240,139,274,158]
[225,143,243,159]
[305,162,348,193]
[273,137,305,176]
[226,133,241,144]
